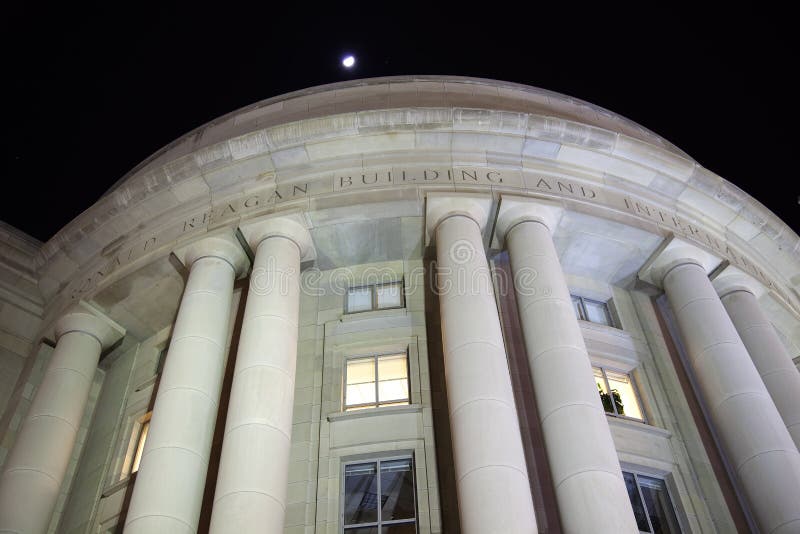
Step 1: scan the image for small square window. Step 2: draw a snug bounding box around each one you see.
[571,294,615,327]
[345,353,410,411]
[594,366,644,421]
[623,471,681,533]
[346,282,404,313]
[343,456,417,532]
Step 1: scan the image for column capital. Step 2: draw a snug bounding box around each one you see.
[425,193,492,246]
[712,265,766,299]
[491,195,564,249]
[173,228,250,277]
[239,211,315,261]
[639,235,723,287]
[53,300,126,349]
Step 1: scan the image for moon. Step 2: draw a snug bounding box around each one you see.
[342,55,355,68]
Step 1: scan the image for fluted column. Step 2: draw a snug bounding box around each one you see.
[210,215,313,533]
[427,194,537,533]
[644,238,800,534]
[124,230,248,534]
[0,302,124,534]
[496,196,638,533]
[714,268,800,451]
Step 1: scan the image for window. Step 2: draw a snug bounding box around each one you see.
[345,353,410,411]
[594,366,644,421]
[124,411,151,477]
[346,281,404,313]
[571,294,615,327]
[623,471,681,533]
[343,456,417,533]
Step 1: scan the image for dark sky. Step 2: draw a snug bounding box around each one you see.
[2,4,796,242]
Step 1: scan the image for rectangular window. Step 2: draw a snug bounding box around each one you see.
[594,366,644,421]
[346,281,404,313]
[571,294,615,327]
[623,471,682,533]
[121,411,152,478]
[345,353,410,411]
[343,456,417,532]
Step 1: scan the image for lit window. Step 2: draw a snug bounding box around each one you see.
[343,457,417,532]
[623,471,681,533]
[346,282,404,313]
[571,294,615,327]
[594,367,644,421]
[128,411,151,476]
[345,353,410,411]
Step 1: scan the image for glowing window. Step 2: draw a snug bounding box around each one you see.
[345,353,410,411]
[346,282,404,313]
[594,366,644,421]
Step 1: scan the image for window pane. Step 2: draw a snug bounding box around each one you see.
[638,475,681,534]
[348,287,373,312]
[346,358,377,408]
[376,283,402,309]
[377,354,408,381]
[624,471,651,532]
[605,370,643,420]
[594,367,613,415]
[345,528,379,534]
[382,524,416,534]
[131,421,149,473]
[380,459,415,521]
[348,358,376,385]
[571,295,584,320]
[584,299,612,325]
[344,463,379,525]
[378,379,409,403]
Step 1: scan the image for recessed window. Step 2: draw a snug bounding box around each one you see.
[571,294,615,327]
[594,366,644,421]
[343,456,417,533]
[127,411,151,476]
[346,281,404,313]
[623,471,681,533]
[345,353,410,411]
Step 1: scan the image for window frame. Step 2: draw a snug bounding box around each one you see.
[345,280,405,314]
[571,294,616,327]
[343,351,411,411]
[623,469,682,534]
[594,365,646,423]
[341,453,418,532]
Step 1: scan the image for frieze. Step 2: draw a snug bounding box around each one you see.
[63,166,785,305]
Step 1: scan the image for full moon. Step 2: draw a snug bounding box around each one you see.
[342,55,355,68]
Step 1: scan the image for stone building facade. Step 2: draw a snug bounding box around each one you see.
[0,76,799,533]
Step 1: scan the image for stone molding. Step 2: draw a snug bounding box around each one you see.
[639,236,724,288]
[424,193,493,246]
[238,211,315,261]
[52,300,125,348]
[172,227,249,277]
[712,265,767,299]
[492,194,564,249]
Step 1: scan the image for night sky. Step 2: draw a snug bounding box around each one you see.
[2,4,796,242]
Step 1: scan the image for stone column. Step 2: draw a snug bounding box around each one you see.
[210,215,313,533]
[0,302,124,534]
[124,230,248,534]
[643,238,800,534]
[495,196,639,533]
[426,194,537,533]
[714,268,800,451]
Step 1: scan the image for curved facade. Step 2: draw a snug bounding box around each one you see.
[0,76,799,533]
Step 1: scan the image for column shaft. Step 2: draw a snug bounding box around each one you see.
[0,331,102,534]
[506,220,638,533]
[210,236,301,533]
[124,256,237,533]
[664,262,800,534]
[720,289,800,450]
[436,214,537,533]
